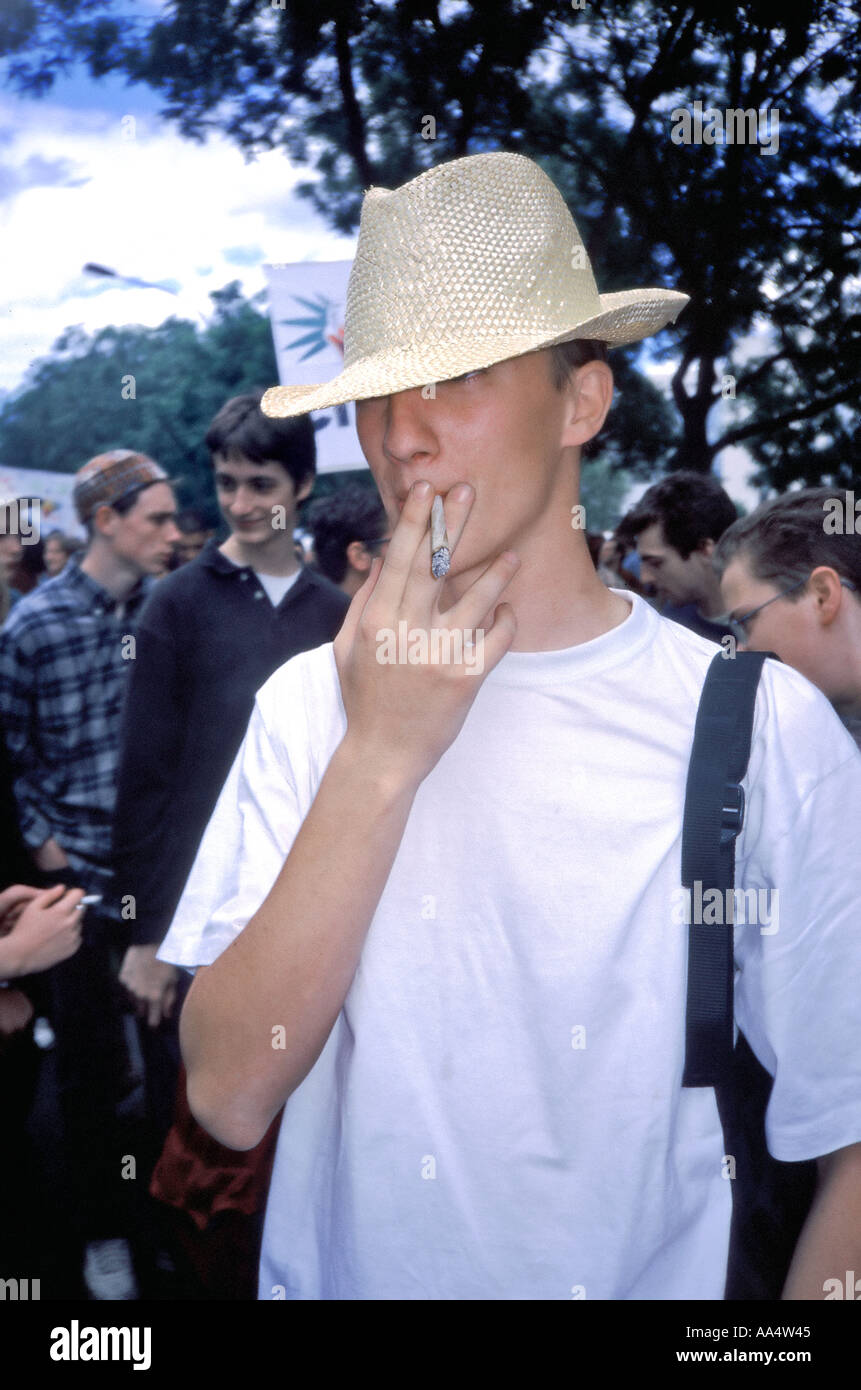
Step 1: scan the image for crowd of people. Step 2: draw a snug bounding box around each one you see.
[1,150,860,1303]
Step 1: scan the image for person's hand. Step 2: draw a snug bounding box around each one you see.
[333,480,519,788]
[32,837,70,872]
[0,883,85,977]
[0,883,41,934]
[119,944,179,1028]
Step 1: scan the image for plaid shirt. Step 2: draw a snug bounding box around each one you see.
[0,554,153,909]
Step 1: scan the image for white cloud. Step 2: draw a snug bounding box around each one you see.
[1,92,357,393]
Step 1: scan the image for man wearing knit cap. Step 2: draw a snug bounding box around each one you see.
[0,448,179,1298]
[162,153,861,1301]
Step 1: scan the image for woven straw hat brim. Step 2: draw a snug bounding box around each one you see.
[262,288,688,418]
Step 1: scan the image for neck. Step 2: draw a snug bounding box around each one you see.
[80,542,142,601]
[220,532,300,576]
[439,495,631,652]
[697,577,726,620]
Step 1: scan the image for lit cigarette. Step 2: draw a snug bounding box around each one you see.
[430,495,450,578]
[75,893,102,911]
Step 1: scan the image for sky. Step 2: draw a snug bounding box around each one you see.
[0,45,759,508]
[0,64,357,397]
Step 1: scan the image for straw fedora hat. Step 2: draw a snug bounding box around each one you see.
[261,151,688,418]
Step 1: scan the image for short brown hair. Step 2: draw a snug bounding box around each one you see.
[713,487,861,593]
[547,339,609,390]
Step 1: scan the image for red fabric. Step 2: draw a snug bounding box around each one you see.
[150,1065,280,1232]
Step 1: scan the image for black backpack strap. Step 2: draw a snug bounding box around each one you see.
[681,650,768,1087]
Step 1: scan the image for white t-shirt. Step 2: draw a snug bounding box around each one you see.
[160,591,861,1300]
[221,551,302,607]
[254,569,301,607]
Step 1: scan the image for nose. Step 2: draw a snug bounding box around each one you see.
[381,387,437,470]
[230,485,259,516]
[165,521,182,543]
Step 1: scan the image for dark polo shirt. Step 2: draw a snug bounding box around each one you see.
[112,540,349,945]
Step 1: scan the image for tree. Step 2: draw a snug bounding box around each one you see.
[4,1,859,485]
[0,282,279,520]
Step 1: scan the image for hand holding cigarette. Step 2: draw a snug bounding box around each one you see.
[333,479,520,789]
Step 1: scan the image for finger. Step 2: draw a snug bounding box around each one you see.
[473,601,518,672]
[33,883,67,906]
[364,480,437,613]
[400,483,478,609]
[148,996,162,1029]
[334,556,384,655]
[0,884,40,910]
[443,549,521,634]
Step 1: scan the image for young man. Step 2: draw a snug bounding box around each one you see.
[715,487,861,748]
[619,471,738,641]
[111,394,349,1295]
[113,393,349,1033]
[0,449,179,1297]
[161,153,861,1300]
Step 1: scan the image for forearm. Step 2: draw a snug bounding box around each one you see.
[180,737,420,1150]
[782,1145,861,1299]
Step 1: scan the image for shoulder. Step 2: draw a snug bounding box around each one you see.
[0,577,74,651]
[749,656,859,801]
[257,640,339,708]
[137,552,223,627]
[295,566,351,614]
[255,642,340,740]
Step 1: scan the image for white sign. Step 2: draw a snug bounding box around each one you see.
[0,465,84,538]
[264,261,366,474]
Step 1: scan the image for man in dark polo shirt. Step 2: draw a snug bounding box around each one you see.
[618,470,738,644]
[112,394,348,1137]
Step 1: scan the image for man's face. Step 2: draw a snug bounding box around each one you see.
[719,552,821,674]
[636,522,712,607]
[43,537,69,575]
[108,483,180,576]
[354,350,593,582]
[213,454,311,544]
[174,529,211,565]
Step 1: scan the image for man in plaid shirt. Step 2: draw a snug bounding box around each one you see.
[0,449,179,1298]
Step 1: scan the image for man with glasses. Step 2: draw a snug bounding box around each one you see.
[715,487,861,748]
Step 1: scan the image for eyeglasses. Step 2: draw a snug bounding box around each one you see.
[724,576,858,645]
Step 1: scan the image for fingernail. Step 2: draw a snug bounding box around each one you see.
[452,484,473,502]
[414,481,431,498]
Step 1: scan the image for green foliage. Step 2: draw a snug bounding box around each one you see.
[3,1,860,486]
[579,460,634,536]
[0,283,278,522]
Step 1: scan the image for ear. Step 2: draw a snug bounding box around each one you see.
[808,566,845,627]
[295,475,314,505]
[346,539,373,574]
[90,503,117,540]
[559,361,614,450]
[694,537,716,561]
